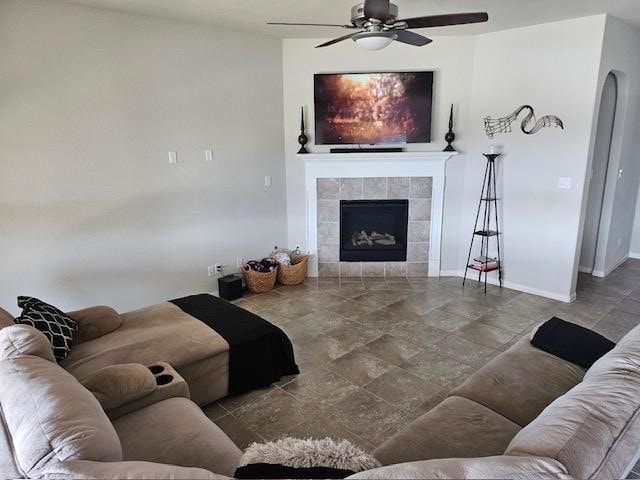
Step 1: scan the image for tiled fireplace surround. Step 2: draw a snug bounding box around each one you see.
[300,152,455,278]
[317,177,433,277]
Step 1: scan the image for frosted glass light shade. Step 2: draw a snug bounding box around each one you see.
[353,32,397,50]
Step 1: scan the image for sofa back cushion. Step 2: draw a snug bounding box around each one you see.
[0,306,14,330]
[347,455,569,480]
[67,306,123,344]
[585,322,640,379]
[1,324,56,363]
[0,325,122,476]
[505,324,640,479]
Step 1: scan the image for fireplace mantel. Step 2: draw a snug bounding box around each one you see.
[299,151,457,277]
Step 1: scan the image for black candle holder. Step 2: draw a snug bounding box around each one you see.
[297,106,309,154]
[443,104,457,152]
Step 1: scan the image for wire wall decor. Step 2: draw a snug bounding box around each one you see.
[484,105,564,139]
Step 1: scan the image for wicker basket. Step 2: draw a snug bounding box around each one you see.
[242,265,278,293]
[275,255,309,286]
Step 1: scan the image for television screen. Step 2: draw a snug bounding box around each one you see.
[314,71,433,145]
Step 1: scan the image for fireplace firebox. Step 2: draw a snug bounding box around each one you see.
[340,200,409,262]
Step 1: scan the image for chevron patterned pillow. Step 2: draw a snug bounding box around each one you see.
[15,296,79,361]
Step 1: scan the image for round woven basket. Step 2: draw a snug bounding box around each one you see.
[242,265,278,293]
[276,255,308,286]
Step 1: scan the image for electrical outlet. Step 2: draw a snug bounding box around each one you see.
[558,177,572,190]
[264,176,272,187]
[207,265,215,278]
[214,263,223,276]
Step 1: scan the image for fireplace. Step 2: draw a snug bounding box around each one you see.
[340,200,409,262]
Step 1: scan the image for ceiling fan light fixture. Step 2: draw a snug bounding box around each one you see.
[353,31,397,50]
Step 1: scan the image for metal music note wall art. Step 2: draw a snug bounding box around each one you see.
[484,105,564,139]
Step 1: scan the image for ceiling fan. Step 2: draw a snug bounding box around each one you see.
[268,0,489,50]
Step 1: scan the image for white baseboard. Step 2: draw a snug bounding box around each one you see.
[629,252,640,260]
[602,255,629,277]
[587,255,629,279]
[501,280,574,303]
[578,266,593,274]
[438,269,573,303]
[440,270,463,277]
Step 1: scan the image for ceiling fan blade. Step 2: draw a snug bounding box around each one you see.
[394,30,432,47]
[364,0,391,20]
[316,32,359,48]
[267,22,356,29]
[401,12,489,29]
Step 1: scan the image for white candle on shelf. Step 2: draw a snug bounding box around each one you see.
[488,144,503,155]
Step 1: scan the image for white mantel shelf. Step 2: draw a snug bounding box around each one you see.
[300,151,457,278]
[299,151,456,173]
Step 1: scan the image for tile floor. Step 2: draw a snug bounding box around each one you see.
[202,259,640,454]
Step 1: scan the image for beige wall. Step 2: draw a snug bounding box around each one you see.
[0,0,286,313]
[465,16,606,301]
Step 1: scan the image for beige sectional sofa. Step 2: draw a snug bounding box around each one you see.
[3,301,640,480]
[0,324,241,479]
[354,324,640,479]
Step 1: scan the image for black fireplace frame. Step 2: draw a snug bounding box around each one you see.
[339,199,409,262]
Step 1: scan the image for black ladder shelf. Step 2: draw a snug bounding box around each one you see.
[463,153,503,293]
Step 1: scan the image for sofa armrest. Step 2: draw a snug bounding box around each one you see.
[67,306,123,343]
[81,362,190,420]
[346,456,570,480]
[38,460,230,479]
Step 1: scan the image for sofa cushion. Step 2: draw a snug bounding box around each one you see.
[373,396,521,466]
[585,321,640,379]
[0,323,56,363]
[347,455,570,480]
[505,325,640,479]
[450,337,585,426]
[14,296,79,361]
[38,460,228,479]
[0,326,122,476]
[81,363,157,410]
[113,397,241,477]
[0,306,14,330]
[0,403,22,480]
[67,305,123,344]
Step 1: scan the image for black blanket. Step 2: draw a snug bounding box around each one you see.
[531,317,615,369]
[170,294,299,395]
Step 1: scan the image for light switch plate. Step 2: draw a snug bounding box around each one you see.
[168,151,178,164]
[205,149,214,162]
[265,175,272,187]
[558,177,572,190]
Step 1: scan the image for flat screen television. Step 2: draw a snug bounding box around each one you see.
[314,71,433,145]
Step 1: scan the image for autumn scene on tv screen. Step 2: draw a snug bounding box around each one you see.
[314,72,432,145]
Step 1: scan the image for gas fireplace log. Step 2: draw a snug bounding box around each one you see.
[352,230,397,247]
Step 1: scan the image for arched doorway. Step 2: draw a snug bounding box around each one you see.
[579,72,618,275]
